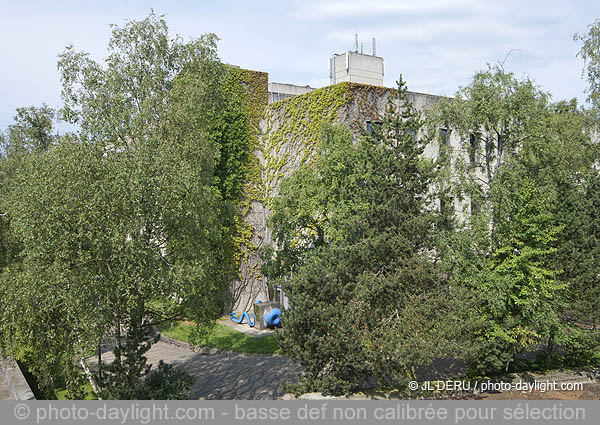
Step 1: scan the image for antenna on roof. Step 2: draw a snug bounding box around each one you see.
[372,38,376,56]
[360,42,363,54]
[354,33,358,52]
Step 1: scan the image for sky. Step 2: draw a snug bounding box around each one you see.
[1,0,599,129]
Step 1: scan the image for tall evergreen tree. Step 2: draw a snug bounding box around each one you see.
[266,78,451,393]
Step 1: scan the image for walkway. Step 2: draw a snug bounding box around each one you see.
[0,374,12,400]
[90,340,303,400]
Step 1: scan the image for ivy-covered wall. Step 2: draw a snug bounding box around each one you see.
[223,75,449,312]
[220,67,269,312]
[231,81,397,312]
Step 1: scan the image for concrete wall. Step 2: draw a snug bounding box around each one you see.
[0,357,36,400]
[233,83,460,312]
[408,90,468,221]
[330,52,384,86]
[268,82,315,104]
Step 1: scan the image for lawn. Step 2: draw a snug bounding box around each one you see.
[54,382,96,400]
[158,321,281,355]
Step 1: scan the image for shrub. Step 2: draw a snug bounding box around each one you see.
[562,329,600,368]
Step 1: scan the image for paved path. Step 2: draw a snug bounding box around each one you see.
[90,340,303,400]
[217,319,277,338]
[0,374,12,400]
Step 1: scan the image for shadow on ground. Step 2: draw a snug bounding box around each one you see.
[88,340,303,400]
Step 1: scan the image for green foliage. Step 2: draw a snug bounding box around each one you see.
[558,169,600,328]
[253,83,389,304]
[58,12,220,142]
[575,19,600,116]
[0,104,58,270]
[261,83,354,207]
[435,66,596,374]
[214,69,252,202]
[0,12,233,398]
[0,108,51,272]
[562,329,600,368]
[165,60,269,311]
[141,361,193,400]
[482,174,564,372]
[55,382,97,400]
[1,104,56,156]
[266,78,454,394]
[101,353,193,400]
[262,124,360,281]
[98,322,159,399]
[428,65,551,206]
[3,14,600,399]
[221,68,268,292]
[100,338,193,400]
[0,140,103,395]
[261,83,391,210]
[58,358,193,400]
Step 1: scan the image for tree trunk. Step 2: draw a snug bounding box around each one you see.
[80,358,102,400]
[546,337,554,366]
[97,342,102,391]
[115,315,121,364]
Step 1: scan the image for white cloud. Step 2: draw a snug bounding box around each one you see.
[293,0,478,20]
[0,0,596,128]
[294,0,569,21]
[324,14,549,44]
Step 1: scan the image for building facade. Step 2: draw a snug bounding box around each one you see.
[229,50,463,312]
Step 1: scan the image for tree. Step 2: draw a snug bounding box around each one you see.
[488,170,564,369]
[0,106,67,398]
[433,67,596,372]
[575,19,600,117]
[428,66,551,218]
[0,105,59,272]
[559,168,600,330]
[1,104,57,157]
[570,20,600,329]
[265,78,452,393]
[0,12,234,398]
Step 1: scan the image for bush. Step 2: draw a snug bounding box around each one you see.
[562,329,600,368]
[279,245,450,395]
[101,360,193,400]
[464,336,516,376]
[140,361,194,400]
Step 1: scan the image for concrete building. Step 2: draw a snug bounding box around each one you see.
[329,50,384,86]
[329,37,384,86]
[268,82,315,104]
[230,43,464,312]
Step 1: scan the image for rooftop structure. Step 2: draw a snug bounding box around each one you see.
[329,36,384,86]
[268,82,315,104]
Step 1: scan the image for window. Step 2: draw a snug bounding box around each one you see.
[438,128,450,161]
[439,128,449,147]
[471,199,480,215]
[365,120,383,133]
[440,195,453,228]
[469,132,479,165]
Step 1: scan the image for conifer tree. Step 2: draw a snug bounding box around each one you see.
[267,78,450,393]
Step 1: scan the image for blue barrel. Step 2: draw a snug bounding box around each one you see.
[263,308,281,328]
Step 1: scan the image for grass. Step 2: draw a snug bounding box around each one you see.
[158,321,281,355]
[54,382,96,400]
